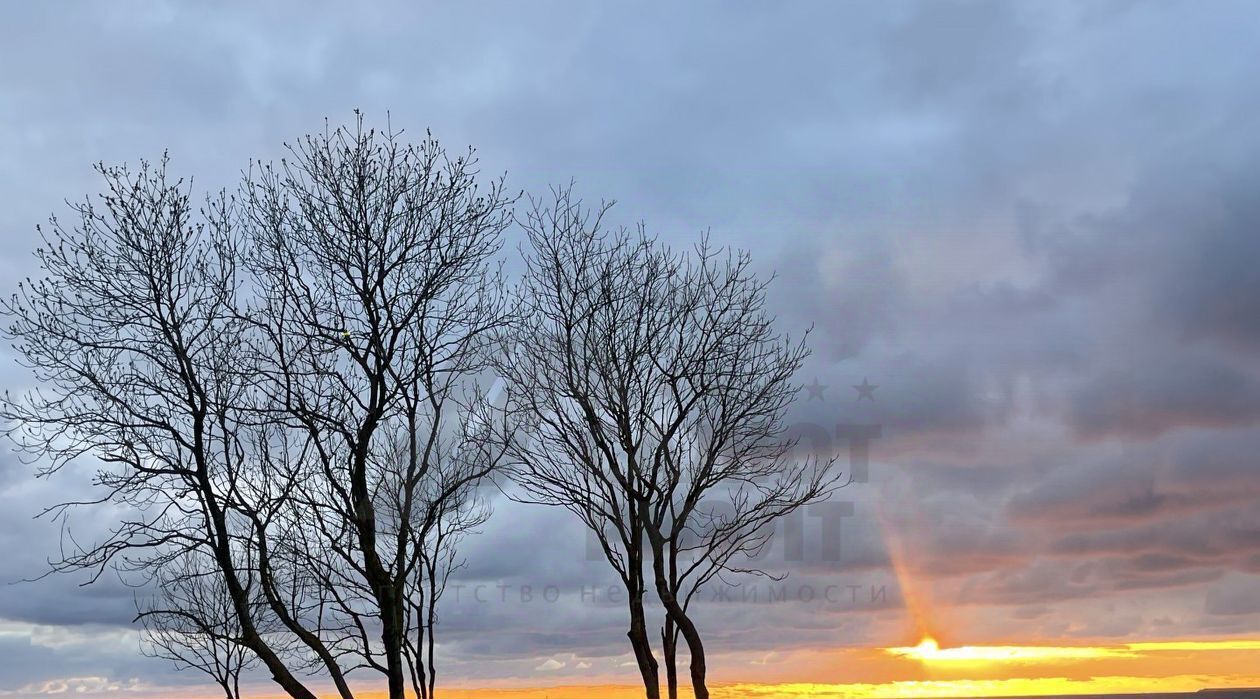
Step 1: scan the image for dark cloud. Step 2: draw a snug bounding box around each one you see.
[1067,357,1260,440]
[1009,432,1260,528]
[1205,575,1260,616]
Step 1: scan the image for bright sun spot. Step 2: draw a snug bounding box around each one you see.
[912,637,939,655]
[886,636,1133,663]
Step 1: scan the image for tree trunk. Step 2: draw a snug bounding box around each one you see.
[653,576,707,699]
[378,580,407,699]
[641,504,708,699]
[627,524,660,699]
[662,619,678,699]
[628,591,661,699]
[427,570,439,699]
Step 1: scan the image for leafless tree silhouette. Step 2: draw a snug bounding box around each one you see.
[495,189,664,698]
[2,116,513,699]
[138,552,268,699]
[499,187,841,699]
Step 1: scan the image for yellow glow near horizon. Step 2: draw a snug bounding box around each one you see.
[714,674,1260,698]
[885,635,1260,665]
[259,637,1260,699]
[886,635,1133,663]
[345,671,1260,699]
[1126,639,1260,652]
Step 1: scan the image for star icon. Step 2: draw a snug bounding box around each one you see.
[853,377,878,402]
[804,377,827,401]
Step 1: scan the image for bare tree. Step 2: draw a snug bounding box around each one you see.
[500,187,840,699]
[638,241,841,699]
[1,117,513,699]
[496,190,667,699]
[390,427,492,699]
[139,552,265,699]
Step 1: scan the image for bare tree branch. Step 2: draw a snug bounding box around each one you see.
[499,186,843,699]
[2,116,513,699]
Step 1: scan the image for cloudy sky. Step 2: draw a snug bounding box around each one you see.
[2,1,1260,697]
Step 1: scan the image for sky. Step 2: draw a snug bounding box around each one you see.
[2,1,1260,697]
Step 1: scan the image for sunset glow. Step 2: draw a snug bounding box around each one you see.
[332,637,1260,699]
[886,635,1260,665]
[366,672,1260,699]
[886,636,1133,663]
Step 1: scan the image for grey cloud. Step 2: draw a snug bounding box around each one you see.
[1205,574,1260,616]
[1009,431,1260,527]
[1067,356,1260,440]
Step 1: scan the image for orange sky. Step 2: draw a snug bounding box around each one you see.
[239,637,1260,699]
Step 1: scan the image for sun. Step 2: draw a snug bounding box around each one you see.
[911,636,940,656]
[886,636,1139,664]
